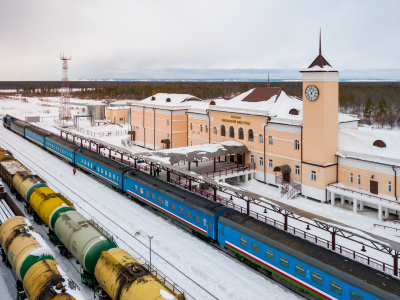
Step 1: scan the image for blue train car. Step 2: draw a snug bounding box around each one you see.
[218,210,398,300]
[45,136,80,163]
[75,148,131,189]
[10,119,29,136]
[2,115,11,128]
[124,170,231,239]
[25,126,52,147]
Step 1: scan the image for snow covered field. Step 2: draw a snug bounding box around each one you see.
[0,125,302,300]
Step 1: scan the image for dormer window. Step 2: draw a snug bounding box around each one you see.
[166,98,171,102]
[289,109,298,115]
[151,96,156,101]
[373,140,386,148]
[210,101,216,105]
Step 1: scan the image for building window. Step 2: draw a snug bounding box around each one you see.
[265,249,273,260]
[167,119,170,126]
[252,243,260,254]
[221,125,226,136]
[259,134,263,144]
[310,170,316,181]
[268,159,273,169]
[312,272,323,286]
[214,126,217,135]
[240,237,247,247]
[229,126,235,138]
[190,141,192,146]
[190,123,193,130]
[357,174,361,185]
[279,256,289,268]
[268,135,273,145]
[167,133,170,138]
[259,157,263,166]
[295,165,300,175]
[294,139,300,150]
[388,181,392,193]
[200,124,203,132]
[350,173,353,183]
[205,125,208,133]
[295,264,305,277]
[238,128,244,140]
[330,281,342,296]
[248,129,254,142]
[250,155,254,163]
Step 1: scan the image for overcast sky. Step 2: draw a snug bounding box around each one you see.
[1,0,400,81]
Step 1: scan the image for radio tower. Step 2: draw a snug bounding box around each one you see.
[59,53,72,123]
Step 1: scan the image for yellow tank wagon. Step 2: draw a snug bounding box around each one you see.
[13,170,47,203]
[23,259,86,300]
[0,216,55,281]
[29,187,74,230]
[95,248,185,300]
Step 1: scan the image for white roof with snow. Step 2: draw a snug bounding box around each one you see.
[130,93,202,110]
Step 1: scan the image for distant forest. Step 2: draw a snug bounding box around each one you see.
[1,81,399,127]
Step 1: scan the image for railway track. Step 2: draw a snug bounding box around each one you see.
[0,129,309,300]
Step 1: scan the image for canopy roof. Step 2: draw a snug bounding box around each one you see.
[139,141,250,165]
[273,165,291,175]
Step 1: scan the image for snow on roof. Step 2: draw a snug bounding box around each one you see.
[338,113,359,123]
[338,127,400,164]
[133,93,202,108]
[106,106,130,111]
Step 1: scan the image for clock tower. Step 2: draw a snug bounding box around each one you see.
[300,31,339,200]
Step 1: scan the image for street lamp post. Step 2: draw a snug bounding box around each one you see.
[149,236,153,270]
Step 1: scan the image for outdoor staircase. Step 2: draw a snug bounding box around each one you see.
[275,176,301,200]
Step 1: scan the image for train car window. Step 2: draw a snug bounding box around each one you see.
[209,223,212,229]
[165,200,168,207]
[312,272,323,286]
[279,256,289,269]
[135,185,138,191]
[240,237,247,247]
[158,196,162,204]
[113,174,115,180]
[109,173,111,178]
[101,169,103,173]
[140,188,143,194]
[195,215,200,223]
[152,193,155,200]
[172,203,176,211]
[146,191,149,197]
[187,211,191,219]
[265,249,273,261]
[81,159,83,163]
[220,227,224,236]
[350,291,363,300]
[105,170,107,175]
[252,243,260,254]
[91,163,93,168]
[94,165,96,170]
[203,219,206,227]
[179,207,183,215]
[330,281,342,296]
[295,264,305,276]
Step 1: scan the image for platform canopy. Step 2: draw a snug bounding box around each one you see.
[138,141,250,165]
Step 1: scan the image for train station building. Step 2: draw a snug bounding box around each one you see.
[129,44,400,220]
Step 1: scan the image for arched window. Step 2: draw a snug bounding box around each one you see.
[205,125,208,133]
[200,124,203,132]
[294,139,300,150]
[221,125,226,136]
[238,128,244,140]
[214,126,217,135]
[259,134,264,144]
[167,119,170,126]
[268,135,273,145]
[248,129,254,142]
[190,123,193,130]
[373,140,386,148]
[229,126,235,138]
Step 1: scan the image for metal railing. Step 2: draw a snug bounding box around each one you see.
[374,224,400,232]
[199,163,256,178]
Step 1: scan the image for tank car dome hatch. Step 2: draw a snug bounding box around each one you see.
[373,140,386,148]
[289,109,299,115]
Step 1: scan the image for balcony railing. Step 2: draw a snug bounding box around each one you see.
[199,163,256,178]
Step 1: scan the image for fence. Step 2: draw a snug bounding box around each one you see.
[199,163,256,178]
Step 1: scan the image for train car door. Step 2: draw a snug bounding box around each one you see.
[218,224,226,245]
[207,220,213,239]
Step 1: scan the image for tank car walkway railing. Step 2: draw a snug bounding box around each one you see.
[374,224,400,232]
[199,163,256,179]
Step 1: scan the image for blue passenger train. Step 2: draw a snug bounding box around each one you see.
[3,115,400,300]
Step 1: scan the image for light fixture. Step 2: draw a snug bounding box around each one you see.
[371,175,374,179]
[230,196,233,201]
[361,245,366,252]
[264,208,267,213]
[306,224,311,230]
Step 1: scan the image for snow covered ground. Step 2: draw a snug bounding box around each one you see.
[0,125,302,300]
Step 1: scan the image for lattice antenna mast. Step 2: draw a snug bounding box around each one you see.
[60,53,72,123]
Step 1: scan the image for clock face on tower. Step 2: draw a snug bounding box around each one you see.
[305,85,319,101]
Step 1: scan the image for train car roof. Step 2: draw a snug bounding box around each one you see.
[77,148,132,174]
[125,169,229,218]
[219,210,400,300]
[11,119,31,128]
[25,126,53,137]
[46,135,81,152]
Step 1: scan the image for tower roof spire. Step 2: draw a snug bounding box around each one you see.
[307,28,332,69]
[319,28,321,55]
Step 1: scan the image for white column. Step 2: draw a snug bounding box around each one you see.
[341,195,345,205]
[359,201,364,210]
[331,192,335,206]
[279,185,282,193]
[353,198,357,213]
[378,205,382,221]
[245,174,248,182]
[384,207,389,219]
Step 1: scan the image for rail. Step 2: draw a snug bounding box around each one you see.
[199,163,256,178]
[327,183,400,205]
[374,224,400,232]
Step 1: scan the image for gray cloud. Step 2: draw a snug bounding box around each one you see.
[0,0,399,80]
